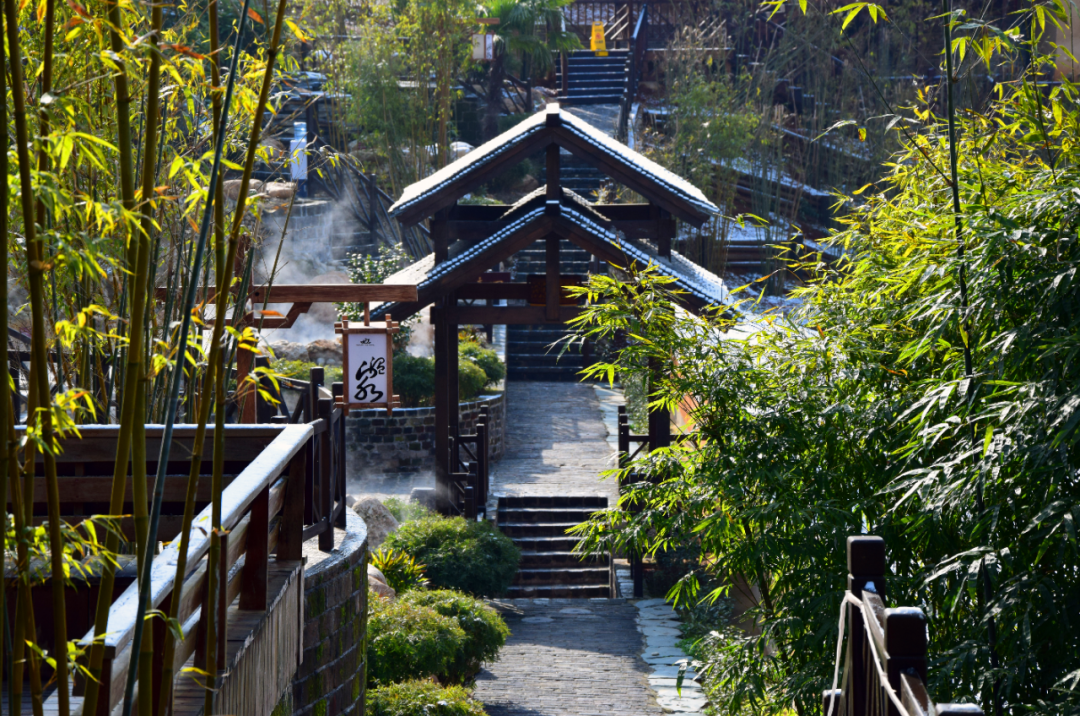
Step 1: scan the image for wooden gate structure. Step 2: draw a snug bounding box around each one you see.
[380,103,725,515]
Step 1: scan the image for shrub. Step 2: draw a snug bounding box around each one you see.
[367,680,487,716]
[460,341,505,387]
[457,359,487,401]
[393,353,435,407]
[383,497,433,523]
[367,598,466,686]
[384,515,520,597]
[370,547,429,593]
[270,359,343,385]
[402,589,510,682]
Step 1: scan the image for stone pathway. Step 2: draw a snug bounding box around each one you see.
[474,599,664,716]
[486,381,620,510]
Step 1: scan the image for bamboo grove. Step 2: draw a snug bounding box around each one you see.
[569,2,1080,715]
[0,0,304,710]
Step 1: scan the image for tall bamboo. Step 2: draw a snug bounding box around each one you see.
[5,0,72,707]
[121,0,255,710]
[81,0,164,705]
[0,7,9,702]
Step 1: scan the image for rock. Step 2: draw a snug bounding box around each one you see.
[516,174,539,192]
[259,137,287,160]
[352,496,400,549]
[346,494,360,509]
[307,338,343,367]
[368,563,388,584]
[268,340,308,363]
[409,487,439,512]
[263,181,297,200]
[222,179,264,201]
[449,141,474,160]
[369,576,396,600]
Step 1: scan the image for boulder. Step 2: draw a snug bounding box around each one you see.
[368,563,389,584]
[308,338,343,367]
[263,181,297,200]
[353,496,400,549]
[222,179,264,201]
[516,174,539,192]
[268,340,308,363]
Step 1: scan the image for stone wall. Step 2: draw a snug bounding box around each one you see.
[288,511,369,716]
[345,392,506,475]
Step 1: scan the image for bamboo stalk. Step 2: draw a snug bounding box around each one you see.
[5,0,71,707]
[121,0,256,710]
[81,0,165,706]
[0,7,9,699]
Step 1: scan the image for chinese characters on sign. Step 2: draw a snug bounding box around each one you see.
[336,314,400,414]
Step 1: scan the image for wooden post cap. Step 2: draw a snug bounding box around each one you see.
[884,607,927,657]
[847,535,885,577]
[821,689,842,715]
[545,104,562,127]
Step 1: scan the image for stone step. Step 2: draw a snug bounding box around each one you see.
[500,521,582,538]
[507,355,584,369]
[507,367,586,382]
[513,567,610,586]
[513,535,583,551]
[519,551,609,569]
[499,506,600,523]
[501,493,608,508]
[506,583,610,598]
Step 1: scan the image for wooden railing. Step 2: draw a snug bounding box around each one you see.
[826,537,985,716]
[448,405,492,520]
[617,3,648,142]
[62,424,313,715]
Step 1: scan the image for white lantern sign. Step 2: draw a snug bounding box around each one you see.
[336,315,399,414]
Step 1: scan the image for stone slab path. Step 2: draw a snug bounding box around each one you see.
[486,381,620,511]
[474,599,664,716]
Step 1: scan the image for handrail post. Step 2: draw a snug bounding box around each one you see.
[477,419,488,510]
[277,442,309,561]
[240,484,270,610]
[463,482,475,521]
[847,536,885,716]
[318,397,335,551]
[333,383,348,527]
[885,607,927,716]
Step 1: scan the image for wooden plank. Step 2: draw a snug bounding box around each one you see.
[77,425,313,655]
[435,305,584,324]
[19,474,238,504]
[456,282,532,301]
[240,486,269,609]
[276,446,307,561]
[246,284,418,303]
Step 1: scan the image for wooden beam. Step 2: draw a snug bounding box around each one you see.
[432,207,450,264]
[546,235,560,321]
[546,144,560,202]
[433,305,583,324]
[247,284,418,303]
[456,283,532,301]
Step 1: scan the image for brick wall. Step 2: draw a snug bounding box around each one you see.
[288,510,369,716]
[345,392,506,475]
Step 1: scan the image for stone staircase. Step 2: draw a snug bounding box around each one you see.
[498,496,612,598]
[506,239,593,382]
[556,49,629,105]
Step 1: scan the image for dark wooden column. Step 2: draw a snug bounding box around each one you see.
[433,295,459,512]
[432,207,450,264]
[653,204,675,259]
[546,143,560,200]
[545,234,561,322]
[647,357,671,450]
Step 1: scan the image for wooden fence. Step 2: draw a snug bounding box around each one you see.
[448,405,492,520]
[8,411,347,713]
[826,536,985,716]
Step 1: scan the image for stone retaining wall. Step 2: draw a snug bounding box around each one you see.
[345,392,506,475]
[287,510,369,716]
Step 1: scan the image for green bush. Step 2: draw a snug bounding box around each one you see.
[456,359,487,401]
[392,352,491,406]
[270,359,343,386]
[460,341,505,387]
[370,547,429,593]
[393,353,435,408]
[383,497,433,523]
[367,680,487,716]
[367,598,467,686]
[384,515,520,597]
[402,589,510,682]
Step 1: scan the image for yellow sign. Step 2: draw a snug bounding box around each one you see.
[590,21,607,56]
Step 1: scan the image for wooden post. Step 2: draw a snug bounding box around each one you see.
[237,345,256,423]
[476,411,488,509]
[433,302,459,512]
[277,443,308,561]
[432,207,450,264]
[463,483,475,521]
[318,397,335,552]
[546,235,561,322]
[240,485,270,610]
[822,689,842,716]
[560,52,569,96]
[333,383,348,527]
[647,358,671,450]
[546,143,560,199]
[847,536,886,716]
[885,607,927,716]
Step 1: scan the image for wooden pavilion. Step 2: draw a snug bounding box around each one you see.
[384,103,726,511]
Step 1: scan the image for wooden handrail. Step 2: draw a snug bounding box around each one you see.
[76,424,313,711]
[617,4,648,141]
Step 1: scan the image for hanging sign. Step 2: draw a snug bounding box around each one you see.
[472,33,494,61]
[590,22,607,56]
[336,312,400,414]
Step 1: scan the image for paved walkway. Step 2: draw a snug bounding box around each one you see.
[486,381,620,510]
[475,599,663,716]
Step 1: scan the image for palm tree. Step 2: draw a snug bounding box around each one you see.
[481,0,580,139]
